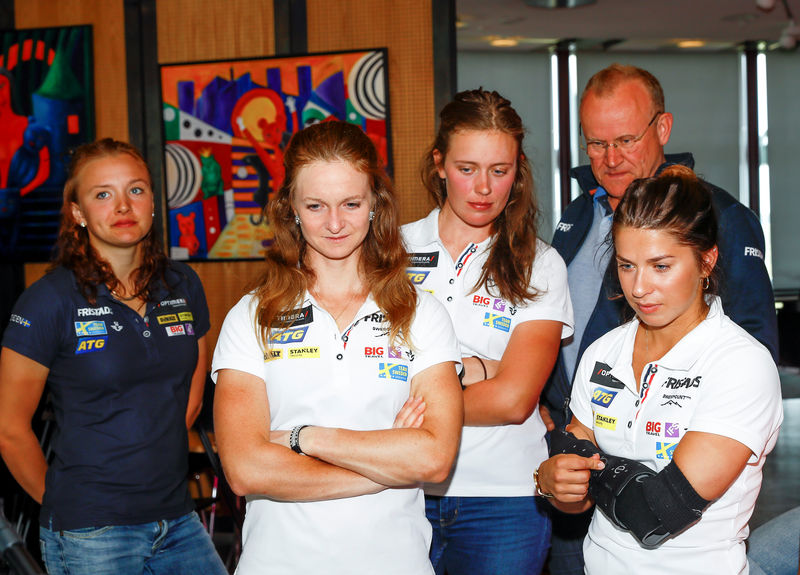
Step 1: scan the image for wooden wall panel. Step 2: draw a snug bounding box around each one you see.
[14,0,129,141]
[157,0,275,64]
[307,0,436,224]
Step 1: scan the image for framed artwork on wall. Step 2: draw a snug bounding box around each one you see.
[0,25,95,263]
[159,48,391,261]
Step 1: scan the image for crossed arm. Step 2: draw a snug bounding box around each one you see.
[213,361,463,501]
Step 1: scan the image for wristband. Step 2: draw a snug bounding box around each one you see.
[472,356,487,380]
[290,424,310,455]
[533,468,554,498]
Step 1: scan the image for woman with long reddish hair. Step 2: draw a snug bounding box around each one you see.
[212,121,463,575]
[0,138,226,575]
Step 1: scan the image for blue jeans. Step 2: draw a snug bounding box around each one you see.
[39,511,227,575]
[747,507,800,575]
[425,495,551,575]
[547,508,593,575]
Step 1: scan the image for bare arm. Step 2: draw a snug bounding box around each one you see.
[214,368,387,501]
[463,320,562,426]
[536,417,602,514]
[185,336,207,429]
[296,361,464,486]
[0,348,49,503]
[671,431,753,501]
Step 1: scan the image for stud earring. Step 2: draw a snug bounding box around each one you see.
[295,215,301,225]
[369,211,375,222]
[80,221,86,228]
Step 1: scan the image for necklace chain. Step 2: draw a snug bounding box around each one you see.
[312,289,362,323]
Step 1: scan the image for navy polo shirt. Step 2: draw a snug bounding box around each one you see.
[2,262,209,530]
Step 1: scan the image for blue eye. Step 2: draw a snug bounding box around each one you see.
[130,186,145,195]
[96,191,110,199]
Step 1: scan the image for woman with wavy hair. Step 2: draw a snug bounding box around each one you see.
[0,138,226,575]
[402,89,574,575]
[212,120,463,575]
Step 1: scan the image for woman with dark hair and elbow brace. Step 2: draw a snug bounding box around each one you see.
[535,164,782,574]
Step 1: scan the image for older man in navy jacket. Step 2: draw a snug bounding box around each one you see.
[542,63,778,575]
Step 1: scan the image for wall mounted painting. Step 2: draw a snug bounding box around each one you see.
[0,25,94,263]
[160,49,391,261]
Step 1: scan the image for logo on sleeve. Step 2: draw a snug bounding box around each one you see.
[277,305,314,327]
[594,413,617,430]
[556,222,573,233]
[483,313,511,332]
[157,314,179,325]
[744,246,764,259]
[74,321,107,337]
[590,362,625,389]
[166,324,186,336]
[378,362,409,382]
[591,387,618,408]
[75,336,107,354]
[10,314,30,327]
[269,326,309,344]
[406,270,430,285]
[409,252,439,267]
[656,442,677,460]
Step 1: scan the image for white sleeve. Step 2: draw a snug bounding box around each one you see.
[514,242,574,339]
[406,290,462,379]
[211,293,265,383]
[689,343,783,460]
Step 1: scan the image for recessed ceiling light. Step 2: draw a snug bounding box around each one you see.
[676,39,706,48]
[490,37,520,47]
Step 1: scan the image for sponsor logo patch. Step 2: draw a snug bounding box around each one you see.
[744,246,764,259]
[406,271,430,285]
[178,311,194,321]
[110,321,123,332]
[483,313,511,332]
[269,326,309,344]
[378,362,409,381]
[362,312,386,324]
[662,376,701,389]
[388,347,402,359]
[264,349,283,362]
[664,422,681,438]
[365,346,384,359]
[645,421,662,436]
[77,306,112,317]
[166,324,186,337]
[472,295,490,307]
[594,413,617,430]
[74,321,107,337]
[75,336,107,354]
[589,362,625,389]
[656,442,677,460]
[556,222,573,233]
[10,314,30,327]
[591,387,618,408]
[159,298,187,307]
[185,323,195,336]
[409,252,439,268]
[157,314,179,325]
[288,346,320,359]
[492,298,506,312]
[277,305,314,327]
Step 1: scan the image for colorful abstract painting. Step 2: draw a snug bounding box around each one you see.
[160,49,391,261]
[0,25,94,262]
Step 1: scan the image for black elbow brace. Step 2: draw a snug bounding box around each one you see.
[549,430,710,548]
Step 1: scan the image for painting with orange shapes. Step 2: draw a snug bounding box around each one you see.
[160,49,391,261]
[0,25,94,262]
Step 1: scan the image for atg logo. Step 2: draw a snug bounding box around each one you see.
[378,362,408,382]
[483,313,511,332]
[406,271,430,285]
[269,326,309,344]
[75,336,107,354]
[591,387,618,408]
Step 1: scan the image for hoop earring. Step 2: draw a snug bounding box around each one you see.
[295,215,301,226]
[369,211,375,222]
[702,277,710,290]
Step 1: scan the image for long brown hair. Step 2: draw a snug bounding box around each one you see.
[421,88,540,306]
[51,138,167,304]
[254,121,417,348]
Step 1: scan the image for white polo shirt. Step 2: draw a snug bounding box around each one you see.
[402,209,574,496]
[212,289,460,575]
[570,297,782,575]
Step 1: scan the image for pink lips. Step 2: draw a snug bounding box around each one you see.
[468,202,492,210]
[637,303,660,314]
[113,219,137,227]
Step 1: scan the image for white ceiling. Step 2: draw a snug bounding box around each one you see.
[456,0,796,52]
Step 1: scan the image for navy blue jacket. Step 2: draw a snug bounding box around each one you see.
[542,153,778,429]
